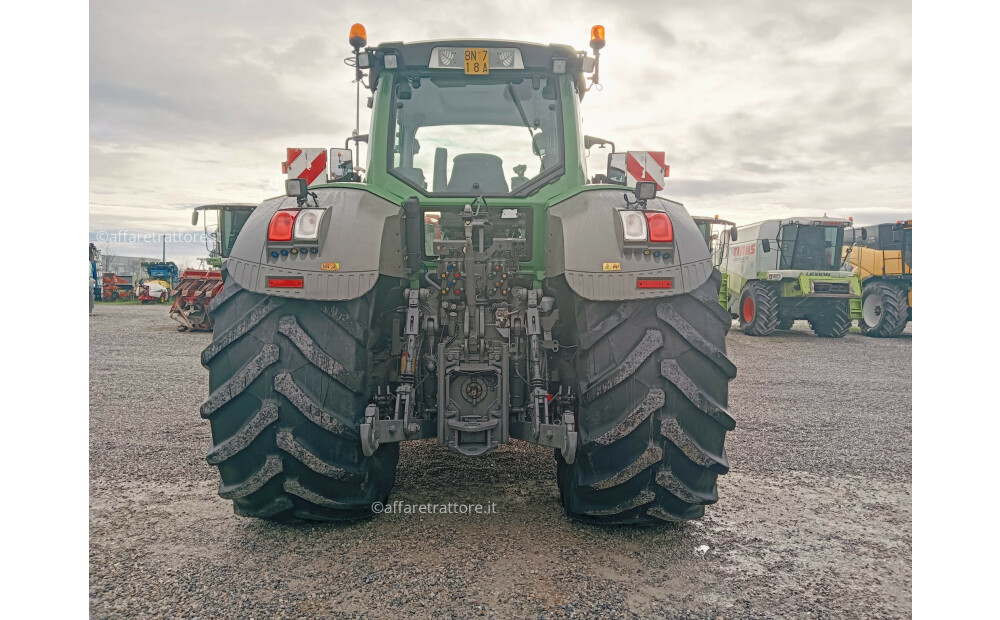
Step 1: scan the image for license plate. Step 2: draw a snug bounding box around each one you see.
[464,48,489,74]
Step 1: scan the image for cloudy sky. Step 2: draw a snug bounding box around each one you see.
[90,0,911,264]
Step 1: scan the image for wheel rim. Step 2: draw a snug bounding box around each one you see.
[742,296,755,323]
[862,293,883,328]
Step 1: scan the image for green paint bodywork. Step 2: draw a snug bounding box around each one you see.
[767,273,862,299]
[719,271,862,319]
[718,272,730,308]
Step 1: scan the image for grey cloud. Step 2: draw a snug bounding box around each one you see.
[90,0,911,243]
[635,21,678,48]
[669,179,784,197]
[821,125,911,167]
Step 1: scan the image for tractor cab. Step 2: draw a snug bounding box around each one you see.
[776,219,851,272]
[692,215,737,258]
[191,204,257,266]
[349,38,599,201]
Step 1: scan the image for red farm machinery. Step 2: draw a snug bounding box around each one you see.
[169,204,256,331]
[101,273,134,301]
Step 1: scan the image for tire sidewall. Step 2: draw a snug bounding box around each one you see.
[861,284,885,332]
[739,286,756,329]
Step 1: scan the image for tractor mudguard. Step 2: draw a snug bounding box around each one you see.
[546,189,714,300]
[225,188,404,300]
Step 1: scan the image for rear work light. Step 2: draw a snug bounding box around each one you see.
[267,277,304,288]
[268,209,300,242]
[644,212,673,243]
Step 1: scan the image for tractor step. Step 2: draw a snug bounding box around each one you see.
[849,297,863,320]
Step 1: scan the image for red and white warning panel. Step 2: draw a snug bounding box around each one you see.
[282,148,328,186]
[608,151,670,190]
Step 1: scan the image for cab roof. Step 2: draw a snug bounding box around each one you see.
[367,39,589,95]
[736,217,854,229]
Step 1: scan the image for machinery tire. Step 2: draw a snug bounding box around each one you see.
[200,266,398,522]
[861,282,908,338]
[809,301,852,338]
[738,282,779,336]
[554,269,736,525]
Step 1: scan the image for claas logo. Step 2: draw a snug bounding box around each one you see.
[732,244,756,257]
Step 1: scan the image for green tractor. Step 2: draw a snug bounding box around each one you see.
[200,25,736,525]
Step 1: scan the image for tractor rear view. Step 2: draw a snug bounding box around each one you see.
[198,26,736,526]
[843,220,912,337]
[170,204,255,330]
[717,217,862,337]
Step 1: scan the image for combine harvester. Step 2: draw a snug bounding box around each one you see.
[717,217,862,337]
[137,261,179,303]
[170,204,256,330]
[843,219,912,337]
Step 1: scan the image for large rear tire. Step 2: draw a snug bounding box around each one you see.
[553,270,736,524]
[200,267,398,521]
[738,282,779,336]
[861,282,908,337]
[809,301,852,338]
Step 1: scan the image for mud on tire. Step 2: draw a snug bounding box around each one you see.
[552,270,736,525]
[200,266,398,521]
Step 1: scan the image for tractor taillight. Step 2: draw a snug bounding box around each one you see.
[268,209,300,242]
[645,212,673,243]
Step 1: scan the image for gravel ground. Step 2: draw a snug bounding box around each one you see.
[90,303,911,619]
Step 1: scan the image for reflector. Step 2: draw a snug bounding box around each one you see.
[637,279,673,289]
[267,278,304,289]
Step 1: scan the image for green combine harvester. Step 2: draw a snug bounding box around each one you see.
[716,217,862,337]
[199,25,737,525]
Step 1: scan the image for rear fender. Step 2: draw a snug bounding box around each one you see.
[226,188,404,300]
[546,189,713,300]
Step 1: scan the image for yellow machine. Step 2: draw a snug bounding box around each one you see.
[843,220,911,337]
